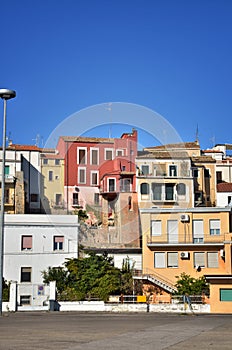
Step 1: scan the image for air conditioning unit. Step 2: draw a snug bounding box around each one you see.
[220,249,225,258]
[180,214,190,222]
[180,251,189,259]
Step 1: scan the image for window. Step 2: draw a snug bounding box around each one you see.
[193,169,199,178]
[48,171,53,181]
[176,183,186,196]
[216,171,222,184]
[21,267,32,282]
[20,295,31,305]
[120,178,131,192]
[4,165,10,175]
[128,196,132,210]
[55,175,59,180]
[90,148,99,165]
[21,236,32,250]
[204,169,210,178]
[105,149,113,160]
[108,178,116,192]
[73,192,79,205]
[141,183,149,195]
[151,220,162,236]
[167,220,178,243]
[228,196,232,205]
[210,220,220,235]
[165,184,174,200]
[154,252,165,268]
[55,194,62,206]
[94,193,100,205]
[78,168,86,184]
[169,165,177,177]
[55,159,60,165]
[78,148,87,164]
[167,252,178,268]
[91,171,98,186]
[152,183,162,200]
[193,220,204,243]
[220,289,232,301]
[30,194,39,202]
[4,189,9,204]
[116,149,124,157]
[43,159,48,165]
[141,165,149,175]
[207,252,218,268]
[53,236,64,251]
[194,252,205,268]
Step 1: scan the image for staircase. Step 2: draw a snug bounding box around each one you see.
[133,269,177,294]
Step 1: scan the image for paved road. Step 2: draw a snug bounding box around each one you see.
[0,312,231,350]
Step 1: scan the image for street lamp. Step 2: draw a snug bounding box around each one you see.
[0,89,16,315]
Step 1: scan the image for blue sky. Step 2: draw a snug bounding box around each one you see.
[1,0,232,150]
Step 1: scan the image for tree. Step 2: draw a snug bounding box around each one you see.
[2,278,9,302]
[42,252,121,301]
[175,273,209,296]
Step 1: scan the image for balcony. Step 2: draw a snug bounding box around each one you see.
[0,174,15,183]
[146,234,225,248]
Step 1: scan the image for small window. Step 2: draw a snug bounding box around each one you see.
[55,194,62,206]
[220,289,232,301]
[167,252,178,268]
[116,149,124,157]
[151,220,162,236]
[105,149,113,160]
[73,192,79,205]
[43,159,48,165]
[193,169,199,178]
[204,169,210,178]
[141,165,149,175]
[48,171,53,181]
[91,171,98,186]
[55,175,59,180]
[108,178,116,192]
[128,196,132,210]
[4,189,9,204]
[78,148,87,164]
[154,252,165,268]
[21,236,32,250]
[165,183,174,200]
[152,183,162,200]
[20,295,31,305]
[91,148,99,165]
[194,252,205,268]
[210,220,220,235]
[169,165,177,177]
[4,165,10,175]
[21,267,32,282]
[94,193,100,205]
[177,183,186,195]
[53,236,64,251]
[141,183,149,195]
[55,159,60,165]
[78,168,86,184]
[30,194,39,202]
[207,252,218,268]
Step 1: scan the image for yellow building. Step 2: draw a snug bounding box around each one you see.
[40,150,65,214]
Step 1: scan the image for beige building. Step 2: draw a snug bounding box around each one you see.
[40,149,65,214]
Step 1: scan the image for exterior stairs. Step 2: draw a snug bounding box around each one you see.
[133,269,178,294]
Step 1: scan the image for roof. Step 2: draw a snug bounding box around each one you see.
[60,136,114,143]
[144,141,200,151]
[7,144,42,151]
[217,182,232,192]
[137,151,190,159]
[191,156,216,163]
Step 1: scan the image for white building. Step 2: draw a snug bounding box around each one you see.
[3,214,79,307]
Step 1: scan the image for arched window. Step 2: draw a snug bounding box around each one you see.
[141,183,149,195]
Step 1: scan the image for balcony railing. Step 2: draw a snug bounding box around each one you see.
[147,233,226,245]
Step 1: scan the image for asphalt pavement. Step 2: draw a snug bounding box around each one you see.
[0,311,231,350]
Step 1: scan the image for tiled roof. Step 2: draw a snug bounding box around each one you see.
[137,151,190,159]
[191,156,216,163]
[60,136,114,143]
[7,144,42,151]
[144,141,200,151]
[217,182,232,192]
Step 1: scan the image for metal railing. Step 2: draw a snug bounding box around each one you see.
[133,268,177,292]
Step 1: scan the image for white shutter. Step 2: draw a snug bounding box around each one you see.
[207,252,218,268]
[151,220,162,236]
[167,252,178,267]
[167,220,178,243]
[194,252,205,267]
[193,220,204,238]
[154,252,165,268]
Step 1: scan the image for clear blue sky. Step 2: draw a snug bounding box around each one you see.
[1,0,232,150]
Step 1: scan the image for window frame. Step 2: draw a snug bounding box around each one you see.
[53,236,64,251]
[77,147,87,165]
[104,148,114,161]
[21,235,32,251]
[90,148,99,165]
[21,267,32,282]
[78,167,86,184]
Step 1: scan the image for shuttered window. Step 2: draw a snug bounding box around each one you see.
[167,252,178,268]
[210,220,220,235]
[194,252,205,267]
[207,252,218,268]
[151,220,162,236]
[154,252,165,268]
[53,236,64,251]
[193,220,204,243]
[21,236,32,250]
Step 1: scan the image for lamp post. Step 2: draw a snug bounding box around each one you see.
[0,89,16,315]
